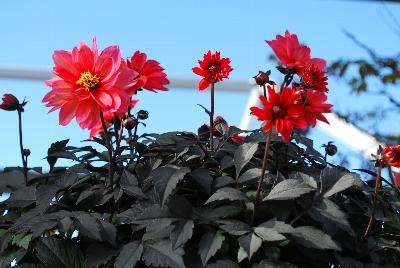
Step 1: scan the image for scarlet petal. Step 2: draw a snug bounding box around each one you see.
[59,100,79,126]
[198,78,210,91]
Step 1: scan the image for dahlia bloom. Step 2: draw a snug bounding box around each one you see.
[43,37,138,131]
[89,99,139,138]
[125,51,169,94]
[300,64,329,92]
[383,145,400,167]
[266,30,326,72]
[250,87,307,141]
[0,94,21,111]
[192,50,233,90]
[299,90,332,127]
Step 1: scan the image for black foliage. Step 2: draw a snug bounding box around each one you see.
[0,123,399,268]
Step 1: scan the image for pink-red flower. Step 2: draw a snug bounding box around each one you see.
[300,64,329,92]
[266,30,326,72]
[383,145,400,167]
[250,87,307,141]
[192,50,233,91]
[0,94,21,111]
[299,89,332,127]
[125,51,169,94]
[43,37,138,131]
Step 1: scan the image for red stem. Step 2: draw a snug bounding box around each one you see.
[210,82,215,151]
[17,110,28,185]
[254,130,272,203]
[364,163,383,237]
[100,111,114,191]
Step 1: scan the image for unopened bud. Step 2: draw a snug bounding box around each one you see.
[123,118,136,130]
[253,71,270,86]
[23,149,31,157]
[137,110,149,120]
[324,142,337,156]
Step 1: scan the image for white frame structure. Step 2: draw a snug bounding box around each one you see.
[0,65,384,158]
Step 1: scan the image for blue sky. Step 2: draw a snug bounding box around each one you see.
[0,0,399,168]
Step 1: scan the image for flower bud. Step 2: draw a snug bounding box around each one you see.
[23,149,31,157]
[324,142,337,156]
[0,94,21,111]
[253,71,270,86]
[123,117,136,130]
[137,110,149,120]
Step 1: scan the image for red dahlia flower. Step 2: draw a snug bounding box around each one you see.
[192,50,233,90]
[43,37,138,130]
[125,51,169,94]
[300,64,329,92]
[266,30,326,72]
[0,94,21,111]
[299,89,332,127]
[383,145,400,167]
[250,87,307,141]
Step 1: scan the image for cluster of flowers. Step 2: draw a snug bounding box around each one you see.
[1,31,400,177]
[37,37,169,137]
[250,30,332,141]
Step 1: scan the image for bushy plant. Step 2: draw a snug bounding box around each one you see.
[0,32,399,268]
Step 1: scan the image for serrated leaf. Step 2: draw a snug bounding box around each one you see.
[207,259,240,268]
[114,241,143,268]
[190,168,213,195]
[290,172,317,189]
[238,233,262,259]
[142,240,185,268]
[254,227,286,242]
[308,199,354,235]
[320,168,361,197]
[85,243,117,268]
[47,139,69,171]
[218,220,252,235]
[12,233,32,250]
[198,231,225,266]
[36,237,85,268]
[234,143,258,178]
[205,187,247,204]
[151,166,190,206]
[258,219,294,234]
[264,179,314,201]
[73,214,102,241]
[253,260,298,268]
[289,226,341,250]
[237,246,248,263]
[7,186,36,207]
[237,168,262,184]
[213,176,235,189]
[170,219,194,249]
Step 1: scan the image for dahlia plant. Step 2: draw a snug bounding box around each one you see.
[0,33,399,268]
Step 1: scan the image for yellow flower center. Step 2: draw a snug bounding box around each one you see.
[76,71,100,91]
